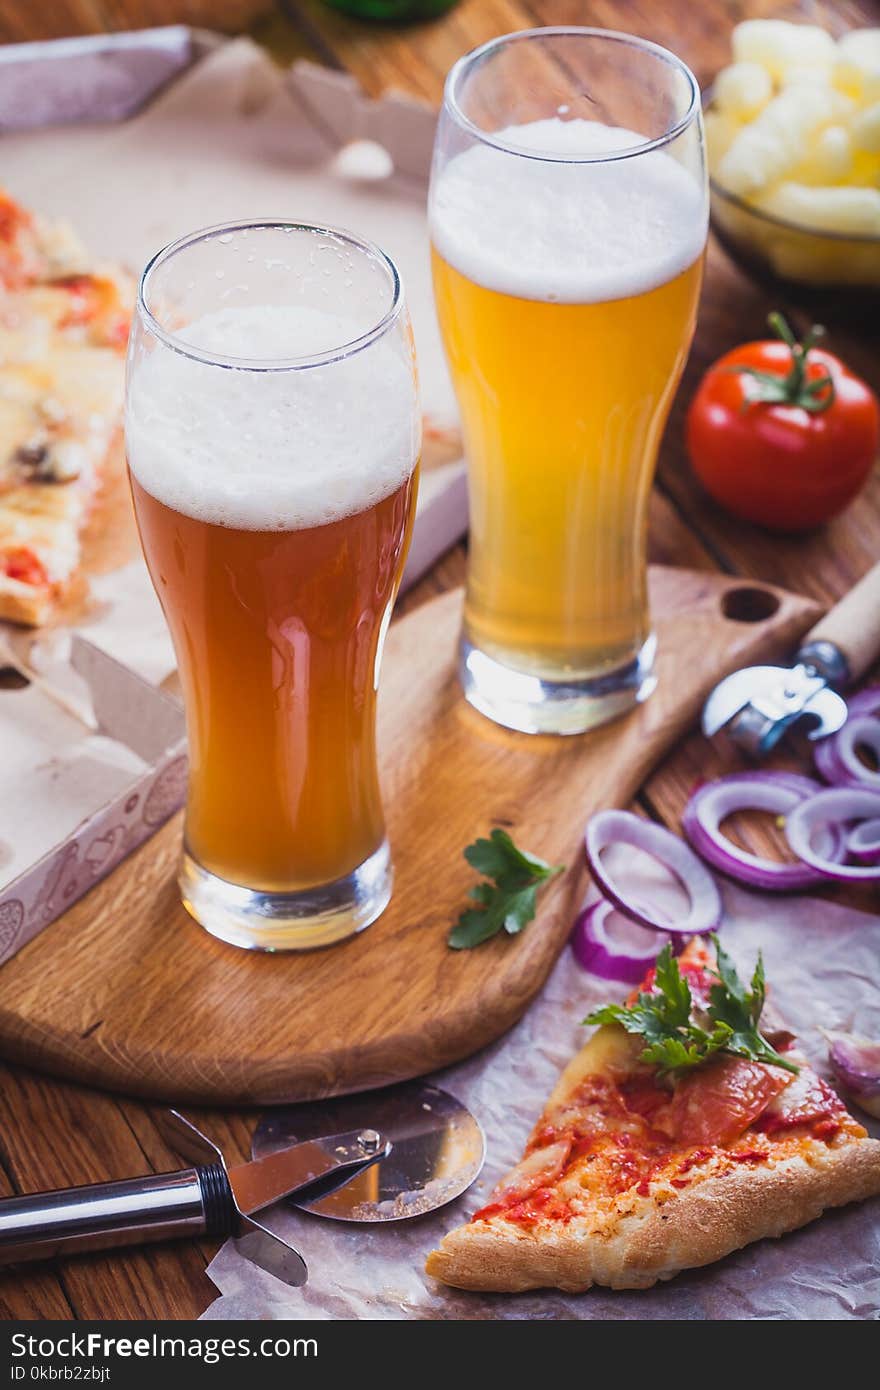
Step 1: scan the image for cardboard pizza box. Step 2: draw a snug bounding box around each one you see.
[0,637,186,965]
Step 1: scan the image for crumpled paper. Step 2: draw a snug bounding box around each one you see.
[202,882,880,1321]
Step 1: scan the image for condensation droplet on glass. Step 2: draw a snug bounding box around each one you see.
[218,233,234,245]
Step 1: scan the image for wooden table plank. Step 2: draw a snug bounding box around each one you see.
[287,0,530,97]
[525,0,877,83]
[0,1139,74,1319]
[0,2,276,43]
[0,0,877,1321]
[0,1067,215,1318]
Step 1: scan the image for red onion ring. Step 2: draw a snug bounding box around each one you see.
[846,686,880,721]
[814,735,844,786]
[749,772,832,796]
[584,810,722,934]
[814,714,880,790]
[681,771,844,891]
[785,788,880,882]
[571,898,670,983]
[845,816,880,864]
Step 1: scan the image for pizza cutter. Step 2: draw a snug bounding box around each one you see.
[0,1110,390,1287]
[703,561,880,757]
[252,1081,485,1223]
[0,1086,484,1283]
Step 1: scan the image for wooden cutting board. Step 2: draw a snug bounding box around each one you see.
[0,567,820,1105]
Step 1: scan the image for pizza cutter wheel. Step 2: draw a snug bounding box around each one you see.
[252,1080,485,1223]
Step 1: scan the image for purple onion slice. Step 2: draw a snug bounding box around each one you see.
[571,898,670,983]
[785,788,880,882]
[682,771,842,891]
[585,810,722,935]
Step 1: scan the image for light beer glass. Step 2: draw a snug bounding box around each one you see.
[429,28,708,734]
[126,223,420,950]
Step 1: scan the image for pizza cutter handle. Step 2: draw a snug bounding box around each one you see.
[799,560,880,685]
[0,1164,234,1265]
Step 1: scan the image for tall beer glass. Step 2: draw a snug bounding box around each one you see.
[429,28,707,734]
[126,223,420,950]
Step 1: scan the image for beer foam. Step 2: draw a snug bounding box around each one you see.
[126,305,419,531]
[429,119,707,303]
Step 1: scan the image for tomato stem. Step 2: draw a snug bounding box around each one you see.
[730,312,836,416]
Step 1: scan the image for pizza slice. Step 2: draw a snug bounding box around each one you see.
[426,937,880,1292]
[0,188,132,625]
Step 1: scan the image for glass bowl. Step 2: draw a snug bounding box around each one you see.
[706,102,880,322]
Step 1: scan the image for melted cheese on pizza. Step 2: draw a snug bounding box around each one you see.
[0,189,131,599]
[470,947,860,1235]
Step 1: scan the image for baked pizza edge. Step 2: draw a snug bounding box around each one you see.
[425,1133,880,1293]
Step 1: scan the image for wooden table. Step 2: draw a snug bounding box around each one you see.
[0,0,877,1320]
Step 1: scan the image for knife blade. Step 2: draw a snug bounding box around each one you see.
[0,1125,390,1269]
[227,1129,388,1216]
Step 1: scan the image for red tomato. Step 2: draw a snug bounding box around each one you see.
[686,320,879,532]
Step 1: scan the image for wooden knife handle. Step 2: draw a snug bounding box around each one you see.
[801,561,880,684]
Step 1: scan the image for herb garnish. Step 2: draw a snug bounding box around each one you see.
[448,829,563,949]
[585,935,799,1077]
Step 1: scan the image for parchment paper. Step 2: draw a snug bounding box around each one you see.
[202,882,880,1321]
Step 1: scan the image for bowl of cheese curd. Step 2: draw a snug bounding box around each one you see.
[706,19,880,308]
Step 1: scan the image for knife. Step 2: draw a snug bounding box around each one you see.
[0,1110,390,1288]
[703,561,880,756]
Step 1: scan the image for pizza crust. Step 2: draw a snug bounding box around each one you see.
[0,577,54,626]
[425,1134,880,1292]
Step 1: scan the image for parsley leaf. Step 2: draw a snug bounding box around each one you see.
[584,937,798,1077]
[707,937,795,1071]
[653,946,693,1029]
[640,1023,733,1073]
[448,829,563,949]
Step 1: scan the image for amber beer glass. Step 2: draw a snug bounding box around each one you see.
[126,223,420,950]
[429,29,708,733]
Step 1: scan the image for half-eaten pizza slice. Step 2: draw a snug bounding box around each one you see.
[426,937,880,1292]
